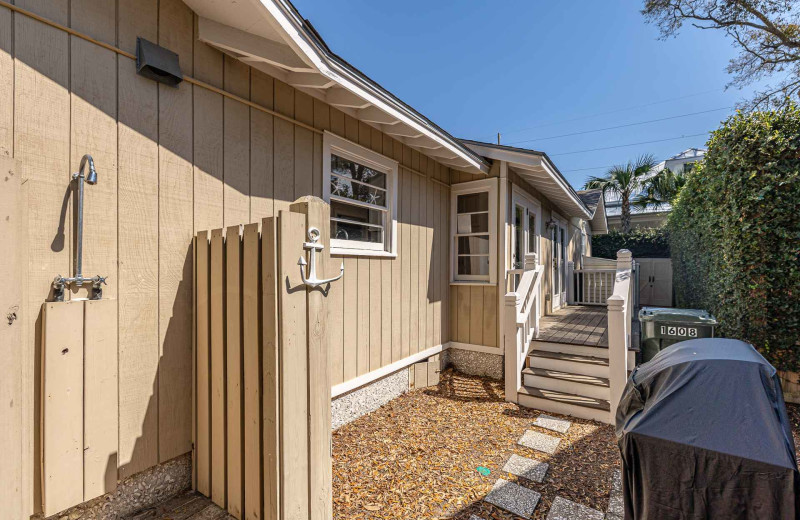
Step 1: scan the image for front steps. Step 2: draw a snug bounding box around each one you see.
[520,340,613,423]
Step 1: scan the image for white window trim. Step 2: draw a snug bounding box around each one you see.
[550,213,568,309]
[323,131,399,257]
[451,178,498,284]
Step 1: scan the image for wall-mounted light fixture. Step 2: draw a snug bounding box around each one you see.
[545,218,557,231]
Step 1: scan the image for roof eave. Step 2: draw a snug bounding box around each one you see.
[263,0,491,174]
[461,140,593,220]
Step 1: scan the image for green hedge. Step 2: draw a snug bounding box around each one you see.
[591,228,670,259]
[668,104,800,371]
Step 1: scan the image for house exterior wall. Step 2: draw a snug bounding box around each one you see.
[1,1,459,515]
[448,165,501,353]
[507,171,587,315]
[446,168,592,363]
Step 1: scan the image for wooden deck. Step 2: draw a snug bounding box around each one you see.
[537,305,608,347]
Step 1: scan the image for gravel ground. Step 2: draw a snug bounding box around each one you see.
[332,369,619,520]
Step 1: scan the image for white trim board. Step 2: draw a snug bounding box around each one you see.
[448,342,503,355]
[330,341,507,398]
[331,344,444,398]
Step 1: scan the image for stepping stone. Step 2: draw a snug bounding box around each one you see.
[502,454,549,483]
[607,469,624,519]
[484,478,541,518]
[546,496,604,520]
[534,413,572,434]
[518,429,561,454]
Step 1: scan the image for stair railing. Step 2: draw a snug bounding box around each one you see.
[607,249,634,422]
[504,253,544,403]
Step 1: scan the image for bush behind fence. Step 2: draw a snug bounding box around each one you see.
[591,228,670,259]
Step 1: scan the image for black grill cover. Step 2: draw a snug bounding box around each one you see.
[616,338,800,519]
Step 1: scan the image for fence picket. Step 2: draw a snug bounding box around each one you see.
[194,201,332,520]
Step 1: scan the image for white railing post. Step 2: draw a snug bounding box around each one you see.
[524,252,538,271]
[607,249,633,423]
[504,291,522,403]
[566,261,575,304]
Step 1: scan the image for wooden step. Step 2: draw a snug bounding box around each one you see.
[518,386,611,424]
[522,367,610,400]
[530,339,609,359]
[528,350,609,378]
[523,367,609,386]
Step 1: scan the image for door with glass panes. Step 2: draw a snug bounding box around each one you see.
[510,191,540,291]
[551,218,567,309]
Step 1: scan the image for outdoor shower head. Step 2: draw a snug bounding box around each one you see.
[81,154,98,185]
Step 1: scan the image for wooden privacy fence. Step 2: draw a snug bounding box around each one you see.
[194,197,333,520]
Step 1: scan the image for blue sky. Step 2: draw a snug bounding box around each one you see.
[291,0,760,188]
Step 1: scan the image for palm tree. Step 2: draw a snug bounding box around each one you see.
[633,167,688,210]
[583,154,658,233]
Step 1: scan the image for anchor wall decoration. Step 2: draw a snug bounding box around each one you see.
[298,226,344,288]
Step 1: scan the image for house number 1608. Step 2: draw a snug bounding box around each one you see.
[661,326,698,337]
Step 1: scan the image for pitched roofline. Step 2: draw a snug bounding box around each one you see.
[461,139,592,218]
[263,0,491,174]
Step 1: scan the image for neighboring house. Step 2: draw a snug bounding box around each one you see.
[605,148,705,230]
[576,189,609,257]
[0,0,614,518]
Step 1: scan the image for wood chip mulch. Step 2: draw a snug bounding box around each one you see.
[332,369,619,520]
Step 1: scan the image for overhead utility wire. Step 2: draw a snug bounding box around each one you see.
[506,106,732,145]
[562,164,615,173]
[489,87,724,139]
[549,132,710,156]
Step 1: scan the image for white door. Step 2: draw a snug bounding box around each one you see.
[551,219,567,309]
[510,191,541,290]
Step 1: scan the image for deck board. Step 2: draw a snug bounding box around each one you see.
[126,491,231,520]
[537,306,609,348]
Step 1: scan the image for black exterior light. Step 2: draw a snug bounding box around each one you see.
[136,37,183,87]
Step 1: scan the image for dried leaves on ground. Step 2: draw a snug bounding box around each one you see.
[332,369,619,519]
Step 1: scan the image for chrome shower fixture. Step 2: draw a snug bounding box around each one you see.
[53,154,107,301]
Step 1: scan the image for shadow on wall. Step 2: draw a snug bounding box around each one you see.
[17,0,449,513]
[34,242,193,516]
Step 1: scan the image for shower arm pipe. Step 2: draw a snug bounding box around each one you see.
[72,154,94,283]
[53,155,106,298]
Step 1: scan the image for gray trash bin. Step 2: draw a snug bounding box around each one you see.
[639,307,717,362]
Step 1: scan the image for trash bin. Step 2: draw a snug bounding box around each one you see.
[638,307,717,362]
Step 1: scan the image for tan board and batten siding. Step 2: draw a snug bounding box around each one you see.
[0,0,464,516]
[449,167,587,345]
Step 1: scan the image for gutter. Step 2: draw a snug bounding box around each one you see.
[261,0,491,174]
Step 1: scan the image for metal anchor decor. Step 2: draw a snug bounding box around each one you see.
[298,227,344,288]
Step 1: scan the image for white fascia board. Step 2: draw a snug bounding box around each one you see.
[538,159,593,220]
[464,142,545,167]
[467,143,591,219]
[257,0,490,174]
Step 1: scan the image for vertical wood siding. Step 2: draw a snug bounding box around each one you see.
[1,1,456,513]
[448,168,589,347]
